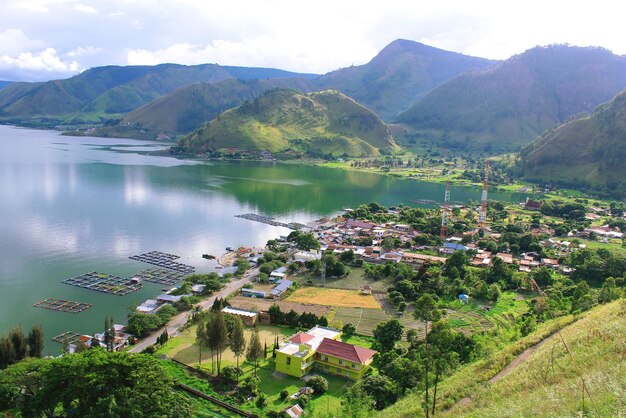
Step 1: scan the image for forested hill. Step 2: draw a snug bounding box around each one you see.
[174,88,398,157]
[397,45,626,152]
[89,77,315,139]
[0,64,316,122]
[316,39,496,120]
[518,89,626,197]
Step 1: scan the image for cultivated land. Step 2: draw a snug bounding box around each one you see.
[286,287,382,309]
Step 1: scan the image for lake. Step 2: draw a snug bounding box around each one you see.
[0,125,525,353]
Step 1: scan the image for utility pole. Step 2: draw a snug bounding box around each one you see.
[440,180,451,240]
[479,160,490,228]
[321,260,326,286]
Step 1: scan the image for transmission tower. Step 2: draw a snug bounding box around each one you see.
[440,180,451,239]
[478,160,490,228]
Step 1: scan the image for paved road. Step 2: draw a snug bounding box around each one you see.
[129,269,258,353]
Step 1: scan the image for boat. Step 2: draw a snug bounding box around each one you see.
[225,246,234,251]
[202,254,215,260]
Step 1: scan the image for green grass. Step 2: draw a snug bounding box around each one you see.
[292,267,394,292]
[331,307,390,336]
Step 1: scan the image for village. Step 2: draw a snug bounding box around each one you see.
[51,190,626,417]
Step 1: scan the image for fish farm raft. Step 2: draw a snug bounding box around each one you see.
[133,267,187,286]
[62,272,143,295]
[33,298,92,313]
[129,251,195,274]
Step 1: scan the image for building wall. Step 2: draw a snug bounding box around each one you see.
[314,353,372,380]
[276,351,315,378]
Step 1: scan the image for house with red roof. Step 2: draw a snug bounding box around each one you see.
[275,326,377,380]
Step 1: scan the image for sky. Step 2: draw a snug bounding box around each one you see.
[0,0,625,81]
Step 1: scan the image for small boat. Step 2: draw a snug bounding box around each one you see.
[202,254,215,260]
[225,246,234,251]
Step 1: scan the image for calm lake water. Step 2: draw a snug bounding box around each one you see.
[0,125,525,354]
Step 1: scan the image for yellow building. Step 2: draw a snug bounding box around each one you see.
[275,326,377,380]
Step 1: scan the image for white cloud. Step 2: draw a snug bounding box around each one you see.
[0,29,46,56]
[74,3,97,14]
[0,48,80,73]
[65,46,103,58]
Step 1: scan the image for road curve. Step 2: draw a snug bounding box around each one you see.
[128,269,258,353]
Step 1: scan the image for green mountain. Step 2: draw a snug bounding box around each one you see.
[0,81,12,90]
[0,64,316,123]
[398,45,626,152]
[175,89,398,157]
[518,89,626,197]
[91,77,315,139]
[316,39,496,120]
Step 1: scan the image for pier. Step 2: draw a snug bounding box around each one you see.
[33,298,92,313]
[129,251,195,274]
[235,213,305,230]
[62,271,143,295]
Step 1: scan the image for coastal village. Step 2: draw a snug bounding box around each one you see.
[45,188,626,416]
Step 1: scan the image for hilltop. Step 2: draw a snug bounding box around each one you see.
[0,64,316,124]
[174,89,398,157]
[316,39,495,120]
[398,45,626,152]
[518,89,626,197]
[90,77,315,139]
[380,300,626,417]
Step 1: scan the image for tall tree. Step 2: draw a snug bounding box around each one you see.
[246,327,263,377]
[27,325,44,358]
[229,316,246,383]
[208,312,228,376]
[9,327,28,362]
[196,319,207,365]
[0,336,16,369]
[414,293,441,418]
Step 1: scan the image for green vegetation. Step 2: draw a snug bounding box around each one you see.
[398,45,626,153]
[174,88,398,158]
[518,88,626,198]
[0,325,44,369]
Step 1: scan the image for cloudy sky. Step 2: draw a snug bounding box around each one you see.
[1,0,624,81]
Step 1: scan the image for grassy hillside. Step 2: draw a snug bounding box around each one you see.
[380,300,625,417]
[0,64,318,123]
[91,77,315,139]
[175,88,398,157]
[317,39,495,120]
[398,45,626,152]
[519,89,626,197]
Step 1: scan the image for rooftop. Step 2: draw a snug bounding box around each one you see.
[222,306,258,317]
[316,338,377,364]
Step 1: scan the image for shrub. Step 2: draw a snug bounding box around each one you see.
[298,394,310,407]
[307,375,328,394]
[255,393,267,408]
[221,365,239,384]
[279,389,289,400]
[342,323,356,338]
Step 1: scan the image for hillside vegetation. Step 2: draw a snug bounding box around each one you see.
[92,77,315,139]
[519,89,626,198]
[317,39,495,120]
[175,89,398,157]
[380,300,625,417]
[0,64,315,124]
[398,45,626,152]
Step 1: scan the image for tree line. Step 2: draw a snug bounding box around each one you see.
[0,325,44,369]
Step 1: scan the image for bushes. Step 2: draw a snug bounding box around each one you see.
[267,304,328,328]
[307,375,328,394]
[279,389,289,400]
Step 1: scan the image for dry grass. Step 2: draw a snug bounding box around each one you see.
[286,287,382,309]
[228,295,332,316]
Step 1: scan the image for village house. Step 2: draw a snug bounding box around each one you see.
[222,306,258,326]
[275,326,377,380]
[524,199,542,211]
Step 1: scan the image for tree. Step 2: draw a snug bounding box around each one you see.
[358,374,398,410]
[307,375,328,394]
[414,293,442,418]
[295,232,320,251]
[246,327,263,376]
[372,319,403,352]
[598,277,623,303]
[196,319,208,365]
[342,323,356,338]
[207,312,228,375]
[427,321,460,415]
[27,325,44,358]
[8,327,28,362]
[229,316,246,383]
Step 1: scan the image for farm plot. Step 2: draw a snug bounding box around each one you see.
[286,288,381,309]
[228,295,332,317]
[331,307,390,336]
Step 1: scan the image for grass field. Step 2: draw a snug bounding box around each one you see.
[292,267,393,292]
[156,324,296,368]
[286,287,382,309]
[329,307,390,336]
